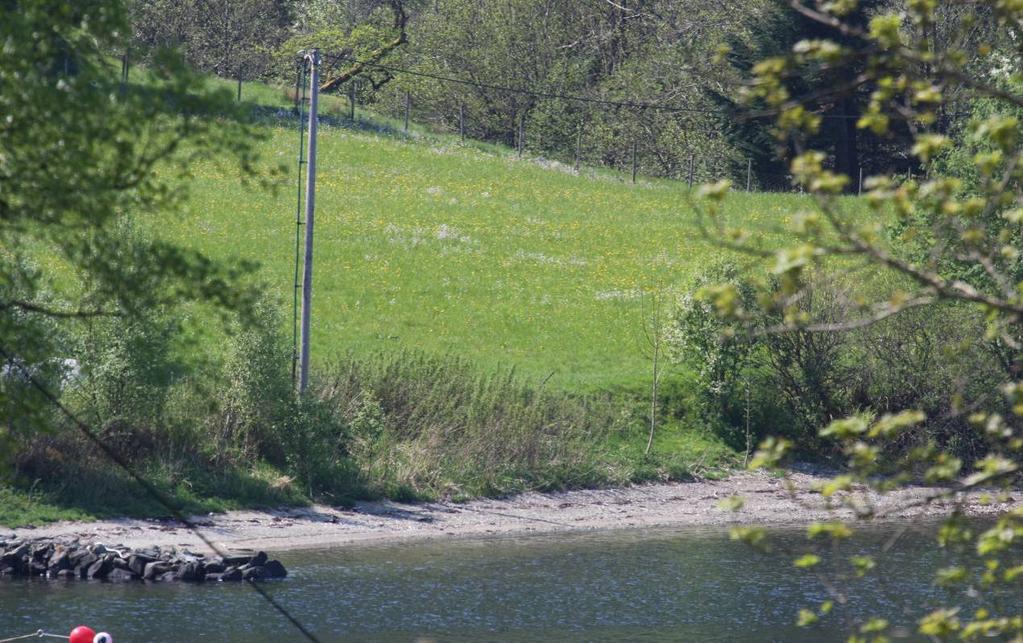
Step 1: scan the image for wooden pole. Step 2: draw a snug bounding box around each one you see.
[298,50,320,397]
[746,158,752,192]
[404,91,411,132]
[687,153,695,188]
[858,167,864,196]
[518,114,525,158]
[237,77,242,102]
[348,81,355,121]
[632,141,638,184]
[574,123,583,172]
[459,103,465,141]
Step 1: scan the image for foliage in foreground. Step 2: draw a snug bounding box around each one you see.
[0,1,268,446]
[697,0,1023,639]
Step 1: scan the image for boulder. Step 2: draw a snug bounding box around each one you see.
[86,556,114,580]
[220,567,243,582]
[241,566,267,581]
[107,568,138,582]
[55,569,76,579]
[48,548,71,572]
[250,551,268,567]
[176,561,205,582]
[70,550,98,571]
[1,542,29,567]
[263,560,288,579]
[128,554,156,577]
[143,561,171,581]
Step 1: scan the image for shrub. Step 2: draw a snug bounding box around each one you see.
[671,264,1005,460]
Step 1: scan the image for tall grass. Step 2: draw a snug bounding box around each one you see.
[316,352,633,498]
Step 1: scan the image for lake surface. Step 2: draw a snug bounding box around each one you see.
[0,523,1004,642]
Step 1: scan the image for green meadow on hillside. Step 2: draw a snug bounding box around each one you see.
[163,81,820,392]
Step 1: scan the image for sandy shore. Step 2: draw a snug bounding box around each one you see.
[5,470,1018,554]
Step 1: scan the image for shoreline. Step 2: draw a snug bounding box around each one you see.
[4,471,1017,554]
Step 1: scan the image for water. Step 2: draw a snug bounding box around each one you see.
[0,523,1005,642]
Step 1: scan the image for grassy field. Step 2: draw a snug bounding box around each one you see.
[2,76,858,526]
[161,78,816,392]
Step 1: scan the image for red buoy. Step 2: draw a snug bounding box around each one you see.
[69,626,96,643]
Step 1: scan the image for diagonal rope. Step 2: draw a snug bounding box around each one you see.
[0,346,321,643]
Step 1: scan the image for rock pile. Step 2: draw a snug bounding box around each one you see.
[0,539,286,582]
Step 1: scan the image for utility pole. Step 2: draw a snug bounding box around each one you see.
[298,49,320,397]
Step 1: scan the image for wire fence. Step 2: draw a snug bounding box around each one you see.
[292,54,927,195]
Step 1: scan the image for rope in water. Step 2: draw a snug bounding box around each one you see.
[0,631,69,641]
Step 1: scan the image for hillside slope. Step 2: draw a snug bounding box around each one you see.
[165,99,807,390]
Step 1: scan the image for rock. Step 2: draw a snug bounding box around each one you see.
[86,556,114,580]
[220,567,243,582]
[55,569,76,579]
[90,544,107,556]
[157,571,178,582]
[242,566,267,581]
[143,561,171,581]
[204,572,223,582]
[263,560,287,579]
[70,550,97,570]
[128,554,156,577]
[203,561,225,574]
[176,561,204,582]
[250,551,268,567]
[1,542,29,566]
[48,547,71,572]
[32,543,52,562]
[107,568,138,582]
[30,561,47,576]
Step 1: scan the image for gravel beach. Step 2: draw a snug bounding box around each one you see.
[7,470,1018,554]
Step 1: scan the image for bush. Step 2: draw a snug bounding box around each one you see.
[670,263,1005,461]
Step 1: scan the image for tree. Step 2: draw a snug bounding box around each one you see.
[131,0,291,83]
[695,0,1023,637]
[1,0,264,442]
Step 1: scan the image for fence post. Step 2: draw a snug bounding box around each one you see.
[632,141,638,184]
[746,158,752,192]
[518,114,525,158]
[687,153,695,189]
[858,166,864,196]
[574,124,583,172]
[459,103,465,141]
[237,77,242,103]
[120,49,130,95]
[404,91,411,132]
[348,82,356,121]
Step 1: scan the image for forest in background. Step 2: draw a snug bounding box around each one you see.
[128,0,1013,188]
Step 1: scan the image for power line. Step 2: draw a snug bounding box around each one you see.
[328,54,867,121]
[0,346,321,643]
